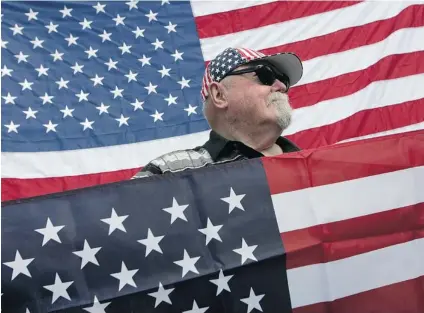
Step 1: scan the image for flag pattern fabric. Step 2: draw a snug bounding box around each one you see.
[2,1,424,201]
[2,130,424,313]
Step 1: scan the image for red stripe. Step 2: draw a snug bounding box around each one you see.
[282,202,424,269]
[262,4,424,62]
[1,168,140,202]
[262,130,424,195]
[293,276,424,313]
[289,51,424,109]
[286,98,424,149]
[195,1,361,39]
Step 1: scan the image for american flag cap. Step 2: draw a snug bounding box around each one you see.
[200,47,303,102]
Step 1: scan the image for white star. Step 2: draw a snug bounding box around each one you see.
[76,90,89,102]
[178,77,191,89]
[148,282,174,308]
[113,14,126,26]
[115,114,129,127]
[80,118,95,131]
[130,99,144,111]
[1,38,8,49]
[14,51,29,63]
[73,240,101,269]
[85,46,98,59]
[110,262,138,291]
[144,82,157,94]
[96,103,110,115]
[145,10,158,22]
[110,86,124,99]
[10,24,24,35]
[83,296,111,313]
[71,62,84,74]
[138,54,151,66]
[45,21,59,33]
[43,120,58,133]
[56,77,69,89]
[65,33,79,46]
[240,288,265,313]
[19,79,33,91]
[118,42,132,55]
[60,6,73,18]
[40,92,54,105]
[164,93,177,106]
[101,208,128,235]
[30,37,44,49]
[151,38,164,50]
[4,121,20,133]
[91,74,104,86]
[132,26,145,38]
[233,238,258,265]
[158,65,171,78]
[125,70,138,82]
[80,18,93,30]
[174,249,200,278]
[35,218,65,246]
[138,228,164,256]
[164,21,177,33]
[161,0,170,4]
[105,58,118,71]
[210,269,233,295]
[151,110,164,122]
[184,104,198,116]
[43,273,74,304]
[3,250,34,280]
[198,218,223,245]
[60,106,74,118]
[1,65,13,77]
[93,2,106,14]
[163,197,189,224]
[2,92,17,104]
[50,49,64,62]
[126,0,139,10]
[98,30,112,42]
[171,49,184,62]
[35,64,49,77]
[25,9,39,21]
[23,107,38,119]
[183,300,209,313]
[221,187,246,213]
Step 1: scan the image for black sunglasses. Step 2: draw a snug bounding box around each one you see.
[223,64,290,91]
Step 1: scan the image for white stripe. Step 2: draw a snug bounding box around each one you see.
[299,26,424,85]
[337,122,424,144]
[287,238,424,308]
[272,166,424,233]
[190,0,277,17]
[200,1,419,61]
[1,130,211,178]
[282,73,424,136]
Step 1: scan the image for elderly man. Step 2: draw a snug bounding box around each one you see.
[132,47,303,179]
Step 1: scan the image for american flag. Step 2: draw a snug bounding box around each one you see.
[2,130,424,313]
[2,1,424,201]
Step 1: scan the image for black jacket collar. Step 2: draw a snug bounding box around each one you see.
[202,130,300,161]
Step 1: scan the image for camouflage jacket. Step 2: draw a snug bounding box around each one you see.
[131,131,300,179]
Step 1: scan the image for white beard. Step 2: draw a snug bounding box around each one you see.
[268,92,293,130]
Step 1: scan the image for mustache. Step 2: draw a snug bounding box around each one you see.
[267,92,289,105]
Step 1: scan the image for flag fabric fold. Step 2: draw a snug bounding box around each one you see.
[2,130,424,313]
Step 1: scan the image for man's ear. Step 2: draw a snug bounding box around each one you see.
[208,82,228,109]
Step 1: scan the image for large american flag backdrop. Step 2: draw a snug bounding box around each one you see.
[2,0,424,201]
[2,130,424,313]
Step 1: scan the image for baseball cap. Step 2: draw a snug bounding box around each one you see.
[200,47,303,102]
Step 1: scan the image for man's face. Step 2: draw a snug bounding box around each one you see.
[222,63,293,132]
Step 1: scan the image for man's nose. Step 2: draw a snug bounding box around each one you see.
[271,79,288,93]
